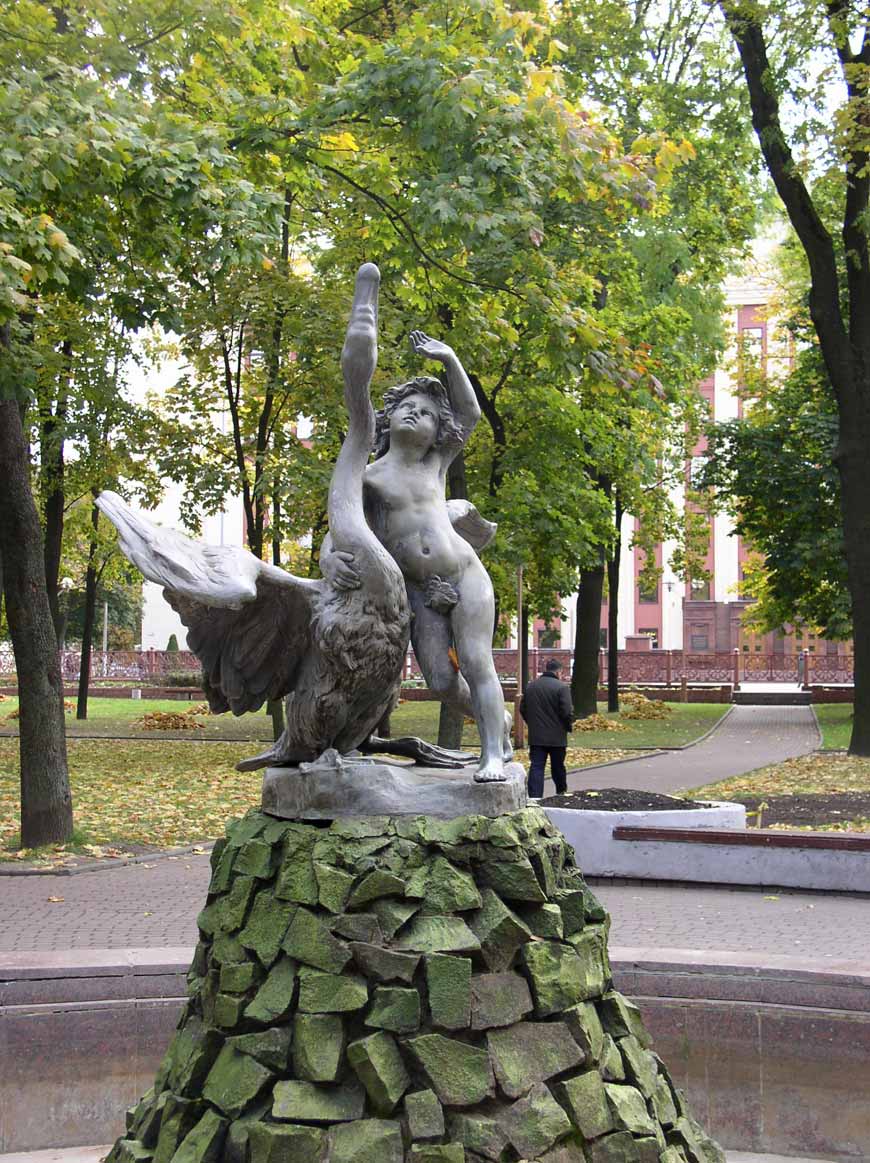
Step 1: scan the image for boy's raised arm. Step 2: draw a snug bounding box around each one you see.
[410,330,480,440]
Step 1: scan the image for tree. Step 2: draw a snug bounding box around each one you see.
[0,8,280,841]
[701,289,850,639]
[546,0,762,713]
[145,0,689,708]
[718,0,870,753]
[0,386,73,847]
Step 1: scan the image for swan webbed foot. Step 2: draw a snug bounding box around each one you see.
[361,734,476,768]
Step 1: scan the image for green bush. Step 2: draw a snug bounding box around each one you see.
[164,671,201,688]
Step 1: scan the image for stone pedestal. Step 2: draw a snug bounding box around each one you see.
[108,808,724,1163]
[262,753,528,819]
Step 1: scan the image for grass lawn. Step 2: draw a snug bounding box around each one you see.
[812,703,854,749]
[0,694,725,863]
[0,694,728,748]
[568,702,728,748]
[687,752,870,832]
[0,733,648,864]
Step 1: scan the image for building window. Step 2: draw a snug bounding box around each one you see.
[539,623,561,648]
[690,631,709,651]
[638,627,659,649]
[739,326,764,358]
[689,577,711,601]
[638,579,658,604]
[689,455,707,487]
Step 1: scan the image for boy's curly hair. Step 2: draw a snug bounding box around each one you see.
[373,376,464,459]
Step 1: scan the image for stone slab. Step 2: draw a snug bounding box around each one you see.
[261,758,526,820]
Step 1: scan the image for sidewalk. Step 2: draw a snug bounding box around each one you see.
[1,847,868,961]
[0,703,861,959]
[566,704,820,794]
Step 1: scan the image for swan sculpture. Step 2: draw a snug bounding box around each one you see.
[98,264,415,770]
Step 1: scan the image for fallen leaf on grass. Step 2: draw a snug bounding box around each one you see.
[689,753,870,799]
[46,896,64,903]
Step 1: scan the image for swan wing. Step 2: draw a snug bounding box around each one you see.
[97,491,321,714]
[446,498,497,552]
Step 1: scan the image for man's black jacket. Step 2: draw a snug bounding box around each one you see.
[519,672,574,747]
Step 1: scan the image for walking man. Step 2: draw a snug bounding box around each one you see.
[519,658,574,798]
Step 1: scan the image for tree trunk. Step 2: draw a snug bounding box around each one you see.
[571,561,605,717]
[607,496,624,713]
[376,707,392,738]
[437,701,464,750]
[76,501,100,720]
[41,338,72,639]
[837,420,870,753]
[520,608,530,691]
[0,396,73,847]
[720,1,870,751]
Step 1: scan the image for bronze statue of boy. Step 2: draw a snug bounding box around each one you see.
[324,330,512,782]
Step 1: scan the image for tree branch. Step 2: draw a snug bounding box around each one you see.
[827,0,870,354]
[316,162,525,299]
[720,1,850,385]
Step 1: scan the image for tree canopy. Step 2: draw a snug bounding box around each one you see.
[715,0,870,752]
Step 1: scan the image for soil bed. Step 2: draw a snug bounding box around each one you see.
[735,791,870,830]
[540,786,870,831]
[540,788,708,811]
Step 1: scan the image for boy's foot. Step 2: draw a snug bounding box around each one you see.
[474,757,507,783]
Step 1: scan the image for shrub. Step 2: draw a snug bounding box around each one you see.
[164,672,202,688]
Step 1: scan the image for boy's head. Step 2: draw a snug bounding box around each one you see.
[373,376,464,458]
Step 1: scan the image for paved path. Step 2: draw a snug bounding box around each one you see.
[0,703,849,960]
[567,705,820,794]
[2,852,868,961]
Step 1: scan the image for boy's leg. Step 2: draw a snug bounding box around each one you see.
[408,585,475,715]
[528,745,547,798]
[550,747,568,795]
[451,566,507,781]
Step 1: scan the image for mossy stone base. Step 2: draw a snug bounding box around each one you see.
[108,807,724,1163]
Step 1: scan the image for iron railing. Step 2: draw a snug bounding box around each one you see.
[0,645,855,687]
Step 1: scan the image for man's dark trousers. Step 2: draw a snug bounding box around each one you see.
[528,745,567,797]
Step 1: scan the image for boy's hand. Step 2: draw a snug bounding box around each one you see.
[323,549,361,590]
[410,330,454,362]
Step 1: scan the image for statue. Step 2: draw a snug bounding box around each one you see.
[322,330,512,782]
[98,263,510,784]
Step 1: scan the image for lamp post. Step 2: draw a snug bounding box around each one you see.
[514,565,525,749]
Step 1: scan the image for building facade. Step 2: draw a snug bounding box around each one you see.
[526,248,850,669]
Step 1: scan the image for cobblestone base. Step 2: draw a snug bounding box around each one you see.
[107,809,724,1163]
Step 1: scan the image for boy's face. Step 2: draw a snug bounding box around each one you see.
[390,392,439,448]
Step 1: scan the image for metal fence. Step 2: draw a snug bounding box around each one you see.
[0,645,855,688]
[0,647,201,683]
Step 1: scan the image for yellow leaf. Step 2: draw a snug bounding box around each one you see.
[321,131,359,153]
[47,895,64,903]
